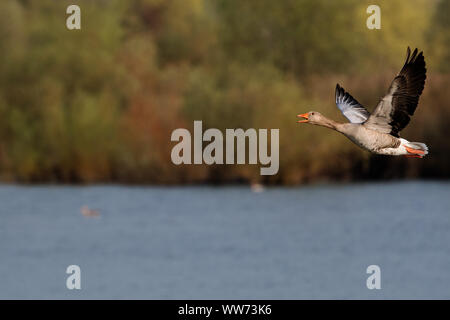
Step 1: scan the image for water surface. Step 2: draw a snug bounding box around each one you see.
[1,181,449,299]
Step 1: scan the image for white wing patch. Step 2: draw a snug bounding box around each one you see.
[335,84,370,124]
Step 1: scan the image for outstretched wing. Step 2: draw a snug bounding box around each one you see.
[335,84,370,123]
[363,47,426,137]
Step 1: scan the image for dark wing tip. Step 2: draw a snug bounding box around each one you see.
[335,84,341,100]
[405,47,425,64]
[411,48,418,61]
[400,47,426,74]
[406,47,411,62]
[404,47,421,64]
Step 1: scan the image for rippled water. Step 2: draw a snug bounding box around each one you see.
[1,181,450,299]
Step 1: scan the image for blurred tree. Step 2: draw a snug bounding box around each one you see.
[427,0,450,72]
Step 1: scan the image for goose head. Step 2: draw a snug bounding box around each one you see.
[297,111,325,125]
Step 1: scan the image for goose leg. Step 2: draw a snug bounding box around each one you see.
[405,146,425,156]
[404,154,423,158]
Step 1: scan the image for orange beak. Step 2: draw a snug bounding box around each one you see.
[297,113,309,123]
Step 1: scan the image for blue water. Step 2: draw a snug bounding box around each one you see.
[1,181,450,299]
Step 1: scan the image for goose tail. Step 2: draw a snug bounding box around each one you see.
[402,140,429,157]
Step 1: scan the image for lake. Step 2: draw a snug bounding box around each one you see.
[1,181,450,299]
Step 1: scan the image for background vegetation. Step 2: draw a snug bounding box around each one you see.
[0,0,448,184]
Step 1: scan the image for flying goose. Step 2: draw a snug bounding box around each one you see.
[297,47,428,158]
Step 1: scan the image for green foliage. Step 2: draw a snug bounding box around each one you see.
[214,0,365,75]
[427,0,450,72]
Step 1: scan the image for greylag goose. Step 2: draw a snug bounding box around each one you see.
[81,205,100,217]
[297,47,428,158]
